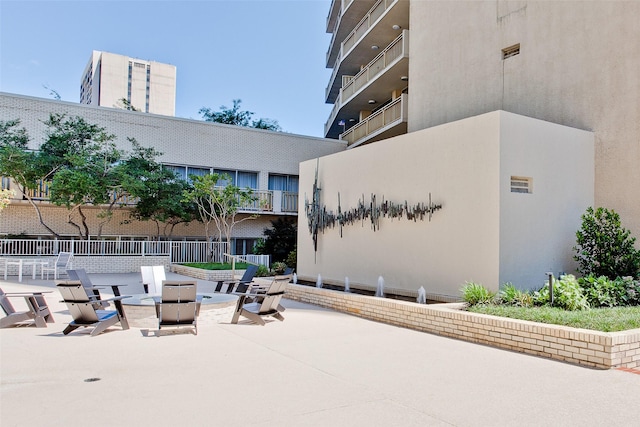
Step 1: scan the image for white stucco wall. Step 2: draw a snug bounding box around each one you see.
[298,111,593,300]
[498,111,594,289]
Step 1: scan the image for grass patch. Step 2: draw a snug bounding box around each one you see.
[468,305,640,332]
[181,262,250,270]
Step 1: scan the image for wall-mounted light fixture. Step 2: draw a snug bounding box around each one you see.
[400,76,408,81]
[371,45,379,50]
[368,100,376,104]
[348,118,356,122]
[392,24,401,30]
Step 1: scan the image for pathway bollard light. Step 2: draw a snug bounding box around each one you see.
[546,272,554,306]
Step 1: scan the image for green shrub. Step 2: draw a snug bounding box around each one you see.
[285,248,297,272]
[255,265,270,277]
[620,276,640,306]
[497,283,534,307]
[534,274,589,311]
[578,275,626,308]
[573,207,640,279]
[271,261,287,275]
[461,282,496,306]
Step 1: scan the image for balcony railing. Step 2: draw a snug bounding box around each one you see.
[342,0,394,55]
[341,30,407,102]
[340,94,407,147]
[6,178,298,215]
[324,30,408,138]
[238,190,298,214]
[281,191,298,213]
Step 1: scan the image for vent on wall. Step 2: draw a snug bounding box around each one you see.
[511,176,532,194]
[502,43,520,59]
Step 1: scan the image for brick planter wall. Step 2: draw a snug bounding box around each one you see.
[69,256,170,273]
[170,264,235,282]
[285,283,640,370]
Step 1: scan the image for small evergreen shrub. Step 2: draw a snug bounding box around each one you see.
[573,207,640,279]
[271,261,287,275]
[285,248,297,272]
[461,282,496,306]
[255,265,270,277]
[534,274,589,311]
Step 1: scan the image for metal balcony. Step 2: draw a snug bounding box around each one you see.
[325,0,409,104]
[340,93,408,148]
[325,30,409,139]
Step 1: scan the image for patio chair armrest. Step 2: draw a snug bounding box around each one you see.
[3,291,52,296]
[99,295,132,303]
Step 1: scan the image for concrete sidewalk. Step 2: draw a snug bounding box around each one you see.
[1,273,639,427]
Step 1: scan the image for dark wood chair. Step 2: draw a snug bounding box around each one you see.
[215,264,259,293]
[57,280,130,337]
[231,274,291,325]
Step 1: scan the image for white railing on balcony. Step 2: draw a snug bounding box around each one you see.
[341,94,407,146]
[9,179,297,216]
[239,190,298,214]
[281,191,298,213]
[342,0,394,55]
[22,179,139,205]
[240,190,273,212]
[341,30,407,101]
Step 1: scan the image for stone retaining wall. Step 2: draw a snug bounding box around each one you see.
[285,284,640,370]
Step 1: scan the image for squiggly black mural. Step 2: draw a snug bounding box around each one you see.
[305,161,443,255]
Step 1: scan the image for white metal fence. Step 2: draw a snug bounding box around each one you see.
[0,239,271,266]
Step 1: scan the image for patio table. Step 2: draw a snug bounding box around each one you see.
[1,257,50,282]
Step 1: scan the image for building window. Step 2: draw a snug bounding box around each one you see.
[233,238,258,256]
[502,43,520,60]
[213,169,258,189]
[268,174,299,192]
[510,176,532,194]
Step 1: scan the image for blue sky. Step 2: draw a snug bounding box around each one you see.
[0,0,333,137]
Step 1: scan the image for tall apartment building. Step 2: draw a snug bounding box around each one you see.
[299,0,638,298]
[80,50,176,116]
[323,0,639,238]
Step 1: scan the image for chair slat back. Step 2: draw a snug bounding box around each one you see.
[239,264,259,283]
[159,281,198,325]
[57,281,100,323]
[56,252,73,267]
[0,288,16,315]
[161,281,197,303]
[57,281,92,302]
[256,275,290,313]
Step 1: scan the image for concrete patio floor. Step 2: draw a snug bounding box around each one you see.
[1,272,639,427]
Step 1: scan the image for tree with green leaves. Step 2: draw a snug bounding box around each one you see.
[574,207,640,278]
[199,99,281,131]
[39,114,128,238]
[122,140,197,239]
[183,173,258,253]
[0,119,60,236]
